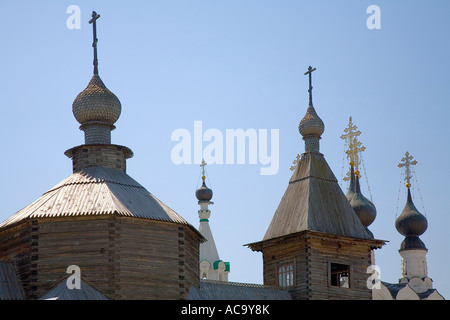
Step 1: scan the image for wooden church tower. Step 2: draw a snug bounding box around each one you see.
[0,12,204,300]
[247,67,385,300]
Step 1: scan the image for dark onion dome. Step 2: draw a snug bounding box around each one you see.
[364,227,374,239]
[346,163,356,202]
[395,188,428,237]
[196,179,213,202]
[400,236,427,251]
[349,171,377,227]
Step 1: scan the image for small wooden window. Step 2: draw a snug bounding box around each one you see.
[278,263,294,288]
[330,263,350,288]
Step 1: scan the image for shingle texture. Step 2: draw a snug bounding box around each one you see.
[72,74,121,125]
[0,166,191,228]
[0,262,24,300]
[188,280,292,300]
[39,277,109,300]
[263,152,372,241]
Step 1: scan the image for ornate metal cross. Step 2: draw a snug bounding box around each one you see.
[89,11,101,75]
[398,151,417,188]
[200,159,207,181]
[341,117,365,180]
[340,117,361,144]
[290,154,301,171]
[304,66,316,105]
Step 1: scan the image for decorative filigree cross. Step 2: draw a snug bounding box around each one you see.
[340,117,365,180]
[290,154,301,171]
[398,151,417,188]
[200,159,207,182]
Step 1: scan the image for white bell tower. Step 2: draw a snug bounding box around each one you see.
[196,160,230,281]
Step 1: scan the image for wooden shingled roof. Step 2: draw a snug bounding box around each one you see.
[0,166,193,229]
[38,277,109,300]
[263,152,373,241]
[188,279,292,300]
[0,262,24,300]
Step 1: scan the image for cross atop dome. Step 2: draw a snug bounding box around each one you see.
[304,66,316,106]
[341,116,366,181]
[89,11,101,75]
[71,10,123,146]
[200,159,207,182]
[398,151,417,188]
[66,10,132,173]
[298,66,324,153]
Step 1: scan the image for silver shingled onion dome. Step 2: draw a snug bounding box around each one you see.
[72,74,121,126]
[298,103,325,139]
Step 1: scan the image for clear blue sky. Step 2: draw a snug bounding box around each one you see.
[0,1,449,298]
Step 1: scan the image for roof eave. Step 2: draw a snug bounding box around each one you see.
[245,229,387,252]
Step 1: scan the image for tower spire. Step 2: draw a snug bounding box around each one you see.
[89,11,101,75]
[395,152,429,283]
[298,66,324,153]
[67,11,132,173]
[195,164,230,281]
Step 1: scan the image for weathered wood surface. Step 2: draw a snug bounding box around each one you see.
[0,214,201,300]
[259,231,379,300]
[263,152,374,241]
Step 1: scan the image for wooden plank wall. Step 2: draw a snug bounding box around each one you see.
[307,237,373,300]
[261,234,374,300]
[1,215,201,300]
[261,237,309,300]
[0,221,33,298]
[117,216,200,299]
[33,216,112,299]
[118,216,181,299]
[183,225,201,296]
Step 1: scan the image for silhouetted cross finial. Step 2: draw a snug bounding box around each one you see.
[304,66,316,105]
[89,11,101,75]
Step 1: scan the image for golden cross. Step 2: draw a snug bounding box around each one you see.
[346,138,366,168]
[340,117,361,142]
[398,151,417,188]
[341,117,365,180]
[200,159,207,181]
[290,154,301,171]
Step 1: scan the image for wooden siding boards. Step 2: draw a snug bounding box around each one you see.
[247,231,383,300]
[118,216,180,299]
[0,221,33,298]
[0,214,202,300]
[32,216,111,299]
[263,152,373,241]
